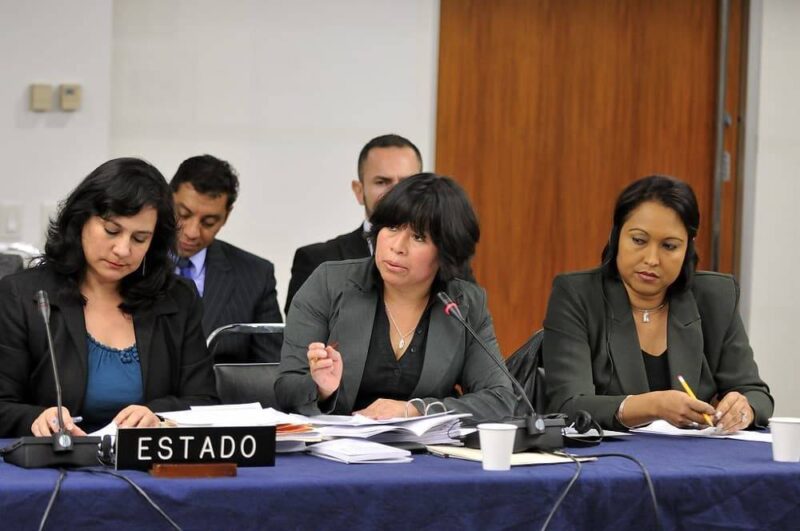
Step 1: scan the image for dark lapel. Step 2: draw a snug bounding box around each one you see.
[604,276,650,395]
[337,226,371,259]
[665,288,703,391]
[412,281,464,398]
[132,292,178,398]
[331,261,379,412]
[202,240,234,331]
[50,290,89,404]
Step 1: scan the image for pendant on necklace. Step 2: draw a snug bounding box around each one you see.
[642,311,650,323]
[398,338,405,350]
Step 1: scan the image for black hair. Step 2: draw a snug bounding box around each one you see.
[357,134,423,181]
[369,173,479,282]
[600,174,700,293]
[169,154,239,209]
[43,157,177,312]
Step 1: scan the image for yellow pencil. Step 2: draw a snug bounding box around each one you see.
[677,375,714,427]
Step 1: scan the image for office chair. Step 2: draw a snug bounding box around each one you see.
[208,323,285,408]
[0,253,24,279]
[505,329,547,415]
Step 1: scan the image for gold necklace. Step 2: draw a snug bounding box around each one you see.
[631,302,666,323]
[384,303,418,350]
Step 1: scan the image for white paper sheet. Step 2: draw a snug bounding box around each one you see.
[307,438,412,464]
[633,420,772,443]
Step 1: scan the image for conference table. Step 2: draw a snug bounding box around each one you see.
[2,433,798,530]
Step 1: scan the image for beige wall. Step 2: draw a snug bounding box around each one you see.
[740,0,800,416]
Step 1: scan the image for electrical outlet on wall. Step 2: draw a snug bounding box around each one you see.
[0,203,24,242]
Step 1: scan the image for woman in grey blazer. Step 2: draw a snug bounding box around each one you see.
[276,174,515,422]
[543,175,773,431]
[0,158,217,437]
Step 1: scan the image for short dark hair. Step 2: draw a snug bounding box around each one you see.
[601,175,700,293]
[357,134,423,181]
[170,154,239,209]
[369,173,479,282]
[43,157,177,312]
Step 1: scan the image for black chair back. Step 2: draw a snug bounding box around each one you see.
[213,363,280,408]
[207,323,284,406]
[0,254,23,279]
[505,329,547,415]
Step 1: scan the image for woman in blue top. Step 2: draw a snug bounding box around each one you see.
[0,158,217,437]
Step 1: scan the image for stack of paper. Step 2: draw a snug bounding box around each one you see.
[158,404,323,452]
[307,412,472,446]
[308,438,412,464]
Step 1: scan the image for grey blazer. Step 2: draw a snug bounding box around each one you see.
[285,226,370,314]
[275,258,515,422]
[542,268,773,429]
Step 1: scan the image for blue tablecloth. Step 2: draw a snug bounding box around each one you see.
[2,434,799,530]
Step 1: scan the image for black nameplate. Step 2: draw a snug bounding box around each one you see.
[115,426,276,471]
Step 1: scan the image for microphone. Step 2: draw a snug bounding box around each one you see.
[437,291,563,452]
[0,290,100,468]
[36,290,72,453]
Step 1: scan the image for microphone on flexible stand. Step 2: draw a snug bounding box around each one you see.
[0,291,100,468]
[437,292,563,452]
[37,291,73,453]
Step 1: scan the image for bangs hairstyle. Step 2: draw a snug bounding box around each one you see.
[600,174,700,293]
[44,157,177,312]
[369,173,479,282]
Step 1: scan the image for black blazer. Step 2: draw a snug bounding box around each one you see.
[0,266,218,437]
[285,227,370,314]
[542,268,774,429]
[276,258,516,422]
[202,240,283,363]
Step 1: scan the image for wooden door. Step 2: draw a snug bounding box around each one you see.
[436,0,746,354]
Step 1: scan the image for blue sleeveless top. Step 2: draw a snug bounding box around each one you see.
[82,335,144,431]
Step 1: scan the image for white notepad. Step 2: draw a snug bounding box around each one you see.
[307,438,413,464]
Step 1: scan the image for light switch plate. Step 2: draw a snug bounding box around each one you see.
[59,84,82,111]
[0,203,23,242]
[30,84,53,112]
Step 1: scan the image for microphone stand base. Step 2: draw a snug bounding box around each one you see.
[1,436,101,468]
[464,416,565,453]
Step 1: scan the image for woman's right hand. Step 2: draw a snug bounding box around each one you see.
[620,390,716,428]
[653,390,716,428]
[307,342,343,401]
[31,407,87,437]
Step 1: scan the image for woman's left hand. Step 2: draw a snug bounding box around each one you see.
[113,405,160,428]
[713,392,754,433]
[354,399,421,420]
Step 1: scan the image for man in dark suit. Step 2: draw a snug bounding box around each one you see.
[171,155,283,363]
[284,134,422,313]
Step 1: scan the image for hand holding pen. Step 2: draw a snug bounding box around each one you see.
[677,375,715,428]
[31,407,87,437]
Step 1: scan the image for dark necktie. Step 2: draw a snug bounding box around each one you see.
[177,257,194,279]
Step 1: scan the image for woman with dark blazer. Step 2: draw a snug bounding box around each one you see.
[543,175,773,431]
[0,158,217,438]
[276,174,515,422]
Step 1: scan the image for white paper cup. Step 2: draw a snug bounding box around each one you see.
[477,423,517,471]
[769,417,800,462]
